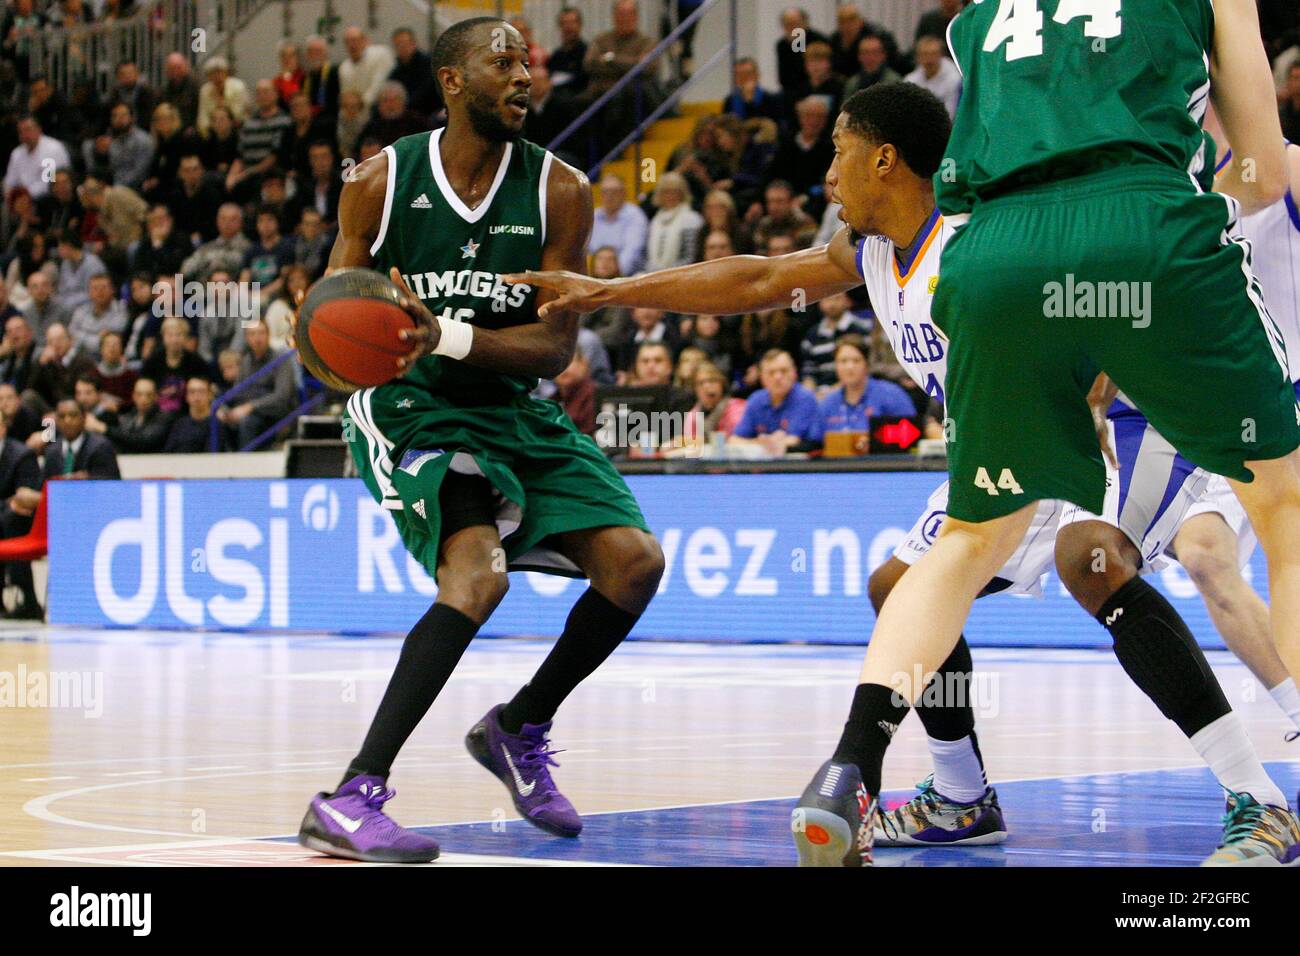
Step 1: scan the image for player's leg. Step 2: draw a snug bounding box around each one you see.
[1174,511,1300,737]
[463,525,663,838]
[867,556,1007,847]
[791,505,1034,867]
[298,472,506,863]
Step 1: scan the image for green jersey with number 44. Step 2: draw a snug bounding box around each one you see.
[370,127,554,405]
[937,0,1216,214]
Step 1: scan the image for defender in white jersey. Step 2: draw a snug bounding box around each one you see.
[510,84,1296,863]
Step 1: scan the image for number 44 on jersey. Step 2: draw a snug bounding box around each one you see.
[981,0,1122,62]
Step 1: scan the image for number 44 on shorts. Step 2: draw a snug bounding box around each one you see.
[974,467,1025,496]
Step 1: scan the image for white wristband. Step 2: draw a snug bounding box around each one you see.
[432,316,474,361]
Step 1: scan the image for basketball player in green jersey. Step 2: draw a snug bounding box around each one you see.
[785,0,1300,866]
[296,18,663,863]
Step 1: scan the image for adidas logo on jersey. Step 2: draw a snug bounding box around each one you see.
[410,193,433,209]
[411,499,427,519]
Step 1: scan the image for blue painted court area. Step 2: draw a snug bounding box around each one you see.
[322,763,1300,867]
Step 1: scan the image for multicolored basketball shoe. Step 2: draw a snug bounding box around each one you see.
[1201,791,1300,867]
[298,774,440,863]
[791,760,876,867]
[465,704,582,837]
[875,775,1008,847]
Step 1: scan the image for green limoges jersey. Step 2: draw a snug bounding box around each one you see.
[937,0,1217,214]
[371,128,554,404]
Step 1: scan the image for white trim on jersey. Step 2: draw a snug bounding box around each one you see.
[347,389,400,510]
[538,150,555,246]
[946,15,963,78]
[369,145,398,257]
[428,127,514,225]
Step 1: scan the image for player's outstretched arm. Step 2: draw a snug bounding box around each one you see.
[393,159,594,380]
[503,226,863,320]
[1210,0,1289,214]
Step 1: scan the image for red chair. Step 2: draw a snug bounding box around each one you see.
[0,485,49,617]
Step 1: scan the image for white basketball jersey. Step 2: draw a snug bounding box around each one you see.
[1237,190,1300,383]
[854,209,952,403]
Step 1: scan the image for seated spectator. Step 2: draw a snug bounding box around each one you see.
[227,80,292,202]
[19,270,68,343]
[25,75,67,141]
[775,7,828,99]
[830,3,900,79]
[6,233,57,313]
[107,61,155,130]
[523,65,576,156]
[92,330,137,411]
[581,248,633,352]
[291,209,331,279]
[68,273,128,360]
[818,336,916,436]
[729,348,822,454]
[549,5,589,95]
[765,98,834,216]
[673,345,709,392]
[906,35,961,118]
[3,116,70,201]
[74,374,119,433]
[646,172,704,272]
[159,52,201,131]
[747,179,818,252]
[800,292,874,390]
[302,35,340,119]
[697,189,744,256]
[123,272,163,362]
[35,167,81,239]
[76,176,148,273]
[55,233,107,312]
[790,42,843,115]
[131,204,193,279]
[217,319,296,448]
[554,351,597,436]
[725,57,785,127]
[583,0,659,150]
[0,383,41,445]
[915,0,962,44]
[624,342,694,416]
[197,56,249,135]
[141,102,198,201]
[142,317,211,413]
[261,263,310,353]
[273,40,306,107]
[197,105,240,175]
[43,398,121,479]
[180,204,252,281]
[668,117,729,205]
[340,26,396,110]
[735,304,807,393]
[681,313,734,379]
[336,91,368,161]
[216,348,242,396]
[166,155,225,244]
[2,187,42,257]
[589,175,648,277]
[240,206,295,302]
[105,377,171,454]
[686,361,746,441]
[280,93,337,188]
[842,35,902,102]
[285,141,342,232]
[0,408,43,618]
[29,322,92,408]
[359,82,428,147]
[615,307,679,375]
[89,102,154,192]
[164,377,219,452]
[0,314,37,393]
[702,229,735,261]
[389,27,438,117]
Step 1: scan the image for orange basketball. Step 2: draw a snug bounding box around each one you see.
[295,268,420,390]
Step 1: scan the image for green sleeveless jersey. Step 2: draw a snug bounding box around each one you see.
[937,0,1216,214]
[371,128,554,404]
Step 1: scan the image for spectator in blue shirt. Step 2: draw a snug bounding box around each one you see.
[723,58,786,128]
[730,348,822,455]
[588,174,648,276]
[818,336,916,433]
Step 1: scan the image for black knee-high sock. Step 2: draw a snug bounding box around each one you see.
[913,634,978,742]
[831,683,911,796]
[342,603,481,787]
[500,588,640,733]
[1099,576,1231,738]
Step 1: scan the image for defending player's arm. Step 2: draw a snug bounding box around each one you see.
[503,226,863,320]
[391,160,593,379]
[1209,0,1289,214]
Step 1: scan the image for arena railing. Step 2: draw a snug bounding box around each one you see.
[208,349,327,453]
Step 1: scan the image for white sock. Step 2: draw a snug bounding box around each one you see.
[1267,677,1300,733]
[927,735,988,804]
[1189,713,1288,808]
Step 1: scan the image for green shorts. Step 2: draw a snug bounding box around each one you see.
[933,165,1300,524]
[344,382,648,580]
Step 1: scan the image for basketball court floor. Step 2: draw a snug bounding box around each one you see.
[2,623,1297,867]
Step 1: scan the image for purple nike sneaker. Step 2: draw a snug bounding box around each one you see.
[298,775,440,863]
[465,705,582,837]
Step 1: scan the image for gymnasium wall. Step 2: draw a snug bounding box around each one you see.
[48,474,1261,647]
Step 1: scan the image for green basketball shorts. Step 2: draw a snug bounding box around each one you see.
[933,165,1300,524]
[344,382,649,580]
